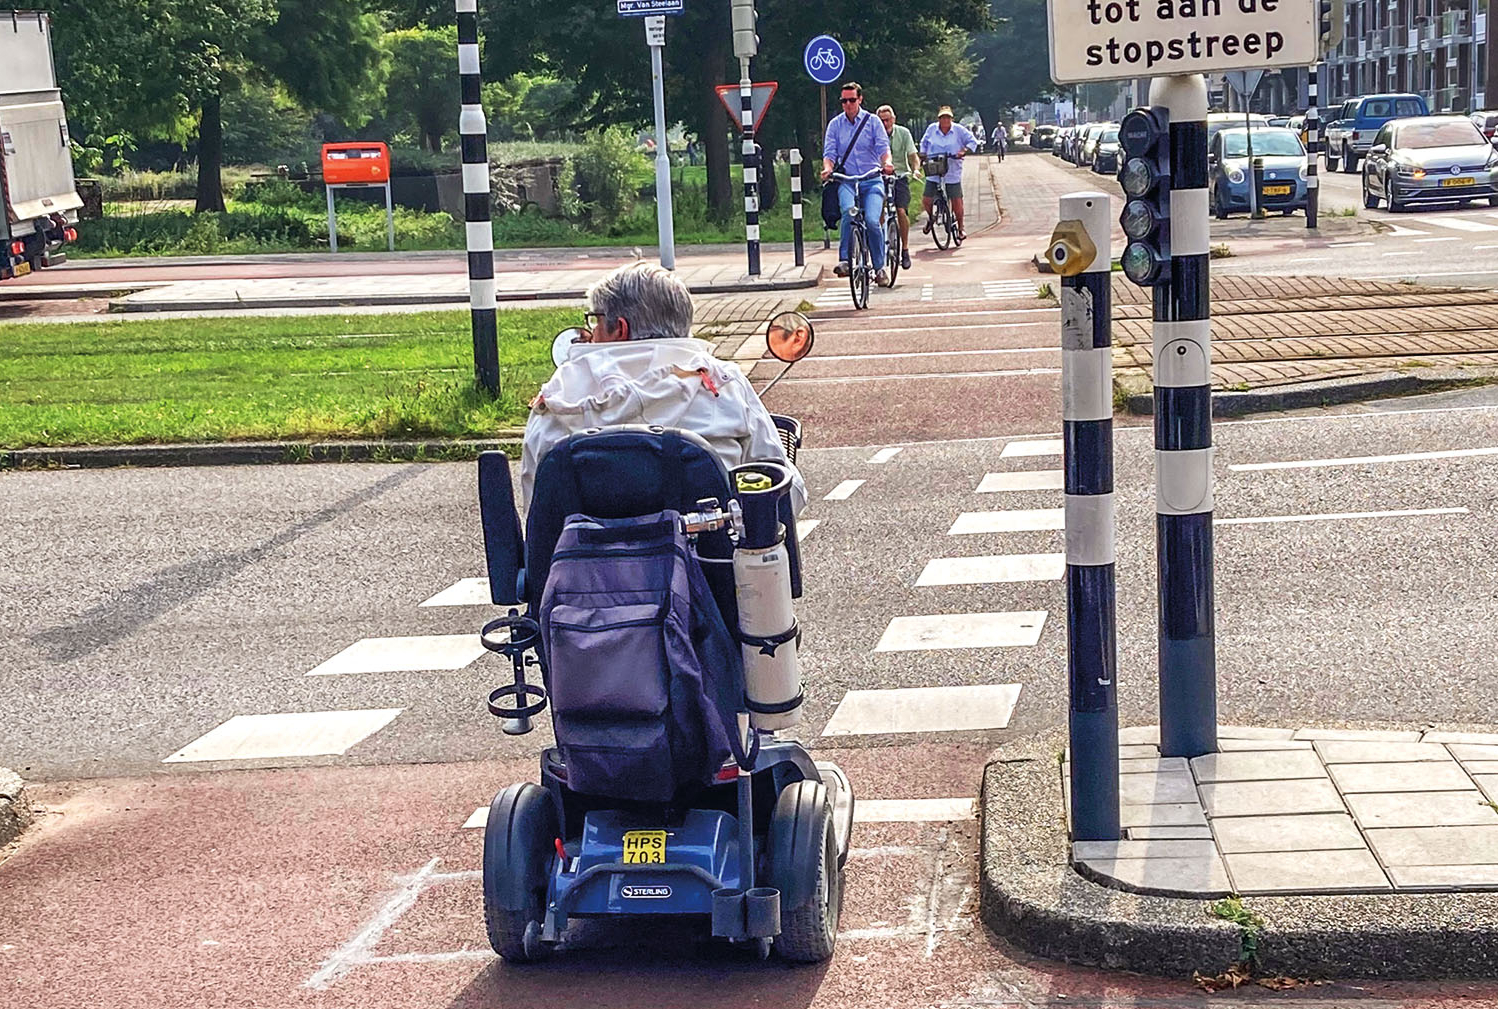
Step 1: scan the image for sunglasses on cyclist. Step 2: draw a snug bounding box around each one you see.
[840,96,859,104]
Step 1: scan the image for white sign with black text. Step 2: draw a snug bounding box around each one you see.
[1046,0,1317,83]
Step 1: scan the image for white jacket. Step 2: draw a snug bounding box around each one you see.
[520,337,808,517]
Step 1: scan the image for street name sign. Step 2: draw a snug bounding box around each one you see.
[803,35,845,85]
[618,0,682,17]
[715,81,778,132]
[1046,0,1317,83]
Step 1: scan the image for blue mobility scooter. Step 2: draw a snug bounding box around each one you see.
[473,313,853,963]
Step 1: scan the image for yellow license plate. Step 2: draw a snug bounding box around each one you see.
[13,262,29,277]
[1263,185,1292,196]
[622,829,667,864]
[1442,177,1476,187]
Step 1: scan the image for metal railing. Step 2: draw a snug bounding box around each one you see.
[1438,9,1466,40]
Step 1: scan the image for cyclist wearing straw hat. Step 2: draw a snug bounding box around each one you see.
[919,106,978,241]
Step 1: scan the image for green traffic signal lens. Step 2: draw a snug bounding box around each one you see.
[1120,199,1157,241]
[1121,242,1160,285]
[1121,158,1156,199]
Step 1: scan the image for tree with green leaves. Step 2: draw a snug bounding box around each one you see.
[383,26,459,152]
[963,0,1056,127]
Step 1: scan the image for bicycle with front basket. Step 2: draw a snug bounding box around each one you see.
[920,154,963,251]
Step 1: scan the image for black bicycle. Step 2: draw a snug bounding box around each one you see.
[831,168,881,310]
[881,174,902,288]
[921,154,962,251]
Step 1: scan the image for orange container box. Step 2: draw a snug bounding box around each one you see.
[321,142,391,185]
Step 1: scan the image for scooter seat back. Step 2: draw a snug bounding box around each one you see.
[526,426,739,629]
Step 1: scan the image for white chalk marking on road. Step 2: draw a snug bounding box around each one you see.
[1328,241,1374,248]
[420,577,492,607]
[1216,507,1469,526]
[463,806,488,829]
[916,553,1065,586]
[306,634,488,676]
[868,447,904,464]
[165,708,404,764]
[825,479,866,501]
[1231,445,1498,471]
[304,857,440,989]
[949,508,1065,534]
[822,682,1024,735]
[854,798,977,822]
[1415,216,1498,232]
[797,518,821,540]
[874,610,1046,652]
[1413,237,1460,243]
[978,470,1064,492]
[1001,438,1064,458]
[776,367,1060,386]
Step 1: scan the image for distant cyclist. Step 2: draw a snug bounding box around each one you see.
[919,106,978,242]
[822,81,895,286]
[876,104,920,271]
[994,122,1008,161]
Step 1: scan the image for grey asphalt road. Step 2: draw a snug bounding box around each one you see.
[7,392,1498,781]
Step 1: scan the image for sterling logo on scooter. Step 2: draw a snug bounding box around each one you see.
[621,885,673,899]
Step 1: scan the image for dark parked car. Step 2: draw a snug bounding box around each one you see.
[1362,115,1498,211]
[1090,126,1121,174]
[1033,125,1058,150]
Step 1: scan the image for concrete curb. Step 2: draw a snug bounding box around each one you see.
[108,270,824,314]
[0,769,31,849]
[980,732,1498,979]
[0,436,525,470]
[1118,367,1498,417]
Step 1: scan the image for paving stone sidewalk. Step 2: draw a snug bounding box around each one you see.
[1109,275,1498,409]
[1068,724,1498,899]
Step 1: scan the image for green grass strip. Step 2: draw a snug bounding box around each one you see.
[0,308,575,448]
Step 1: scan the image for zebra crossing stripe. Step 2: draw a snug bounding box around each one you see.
[1000,439,1064,458]
[163,709,404,763]
[822,683,1024,735]
[915,553,1065,586]
[306,635,488,676]
[977,470,1064,492]
[1414,216,1498,232]
[420,577,492,607]
[874,610,1047,651]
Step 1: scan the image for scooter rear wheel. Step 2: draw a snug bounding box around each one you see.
[767,780,842,963]
[483,782,558,962]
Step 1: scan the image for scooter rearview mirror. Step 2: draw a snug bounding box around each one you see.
[551,327,589,367]
[766,312,814,364]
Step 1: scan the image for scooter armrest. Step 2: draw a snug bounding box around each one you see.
[478,451,525,605]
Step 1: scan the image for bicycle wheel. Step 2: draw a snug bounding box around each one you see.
[884,216,900,287]
[951,214,964,249]
[849,224,869,310]
[932,200,951,250]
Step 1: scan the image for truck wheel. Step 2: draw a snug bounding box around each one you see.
[768,780,841,963]
[1342,144,1358,174]
[1325,147,1340,173]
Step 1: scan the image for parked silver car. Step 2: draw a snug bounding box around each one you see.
[1361,115,1498,211]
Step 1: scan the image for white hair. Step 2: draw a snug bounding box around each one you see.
[586,261,694,340]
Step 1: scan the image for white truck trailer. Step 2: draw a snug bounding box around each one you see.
[1,10,80,280]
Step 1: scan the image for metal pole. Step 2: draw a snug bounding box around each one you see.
[648,18,676,270]
[790,149,804,266]
[326,185,338,253]
[1149,73,1217,759]
[1306,63,1320,228]
[821,87,831,250]
[1060,190,1120,842]
[456,0,499,396]
[384,181,396,252]
[1245,106,1258,219]
[739,62,760,277]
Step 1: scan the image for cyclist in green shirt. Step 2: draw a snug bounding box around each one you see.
[876,104,920,270]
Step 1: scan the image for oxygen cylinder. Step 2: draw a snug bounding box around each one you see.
[732,467,803,730]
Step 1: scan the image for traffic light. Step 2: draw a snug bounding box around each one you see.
[1117,105,1170,287]
[731,0,759,59]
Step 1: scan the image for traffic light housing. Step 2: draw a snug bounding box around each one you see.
[1117,105,1171,287]
[732,0,759,59]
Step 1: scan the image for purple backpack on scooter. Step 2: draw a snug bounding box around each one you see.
[539,510,743,803]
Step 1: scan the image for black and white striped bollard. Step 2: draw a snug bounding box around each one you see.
[790,149,804,267]
[739,72,761,277]
[455,0,499,395]
[1151,74,1216,759]
[1305,63,1320,229]
[1052,191,1119,841]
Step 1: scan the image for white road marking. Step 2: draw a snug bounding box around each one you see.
[776,367,1060,386]
[868,447,904,464]
[1415,216,1498,232]
[1001,438,1064,458]
[822,683,1024,735]
[1230,445,1498,471]
[1413,237,1460,243]
[463,806,488,829]
[916,553,1065,586]
[164,708,404,763]
[419,577,492,607]
[1286,257,1326,264]
[818,307,1058,324]
[809,324,1048,338]
[949,508,1065,534]
[1382,251,1423,256]
[824,479,866,500]
[307,635,489,676]
[1477,245,1498,251]
[874,610,1047,651]
[304,857,441,989]
[797,518,821,540]
[1216,507,1469,526]
[854,798,977,822]
[1328,241,1374,247]
[978,470,1064,492]
[920,284,934,302]
[1381,224,1429,235]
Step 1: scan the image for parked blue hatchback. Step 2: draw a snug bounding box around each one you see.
[1208,127,1308,218]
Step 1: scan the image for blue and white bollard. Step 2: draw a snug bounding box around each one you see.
[1150,75,1217,759]
[1054,192,1120,841]
[455,0,498,395]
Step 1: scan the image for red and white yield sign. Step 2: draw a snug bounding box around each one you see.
[715,81,778,132]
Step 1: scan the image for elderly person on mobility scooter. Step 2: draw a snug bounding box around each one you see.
[521,261,807,517]
[474,260,851,965]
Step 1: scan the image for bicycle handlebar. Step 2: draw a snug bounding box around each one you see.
[830,169,882,181]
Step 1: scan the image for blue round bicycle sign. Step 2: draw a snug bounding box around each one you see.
[803,35,844,86]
